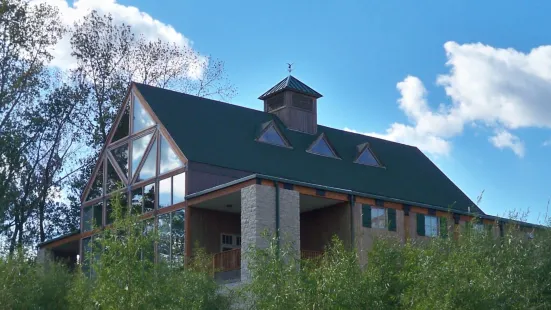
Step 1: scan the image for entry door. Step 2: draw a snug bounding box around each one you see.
[220,233,241,252]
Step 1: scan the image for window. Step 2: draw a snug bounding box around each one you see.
[173,172,186,204]
[355,145,380,167]
[132,95,155,133]
[221,233,241,252]
[473,223,485,233]
[106,159,123,193]
[85,161,103,201]
[171,209,185,264]
[158,213,171,262]
[160,134,184,174]
[158,177,171,208]
[425,215,439,237]
[131,188,143,214]
[371,207,386,229]
[111,144,129,178]
[131,133,153,177]
[83,203,103,231]
[361,205,397,231]
[136,139,157,182]
[143,183,155,213]
[111,101,130,143]
[258,123,289,147]
[308,134,339,158]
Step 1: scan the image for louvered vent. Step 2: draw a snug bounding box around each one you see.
[292,93,314,111]
[266,93,285,112]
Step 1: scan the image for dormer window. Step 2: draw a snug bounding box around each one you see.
[355,143,381,167]
[257,122,290,148]
[307,133,339,159]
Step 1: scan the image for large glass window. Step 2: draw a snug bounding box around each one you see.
[160,134,183,174]
[171,209,185,264]
[158,213,171,262]
[371,207,386,229]
[111,102,130,142]
[137,140,157,182]
[143,183,155,213]
[106,160,123,193]
[83,202,103,231]
[85,162,104,201]
[106,193,128,225]
[173,173,186,204]
[131,188,143,214]
[132,96,155,133]
[308,135,338,158]
[142,218,155,262]
[111,144,129,178]
[131,133,153,177]
[425,215,439,237]
[82,237,92,277]
[159,178,171,208]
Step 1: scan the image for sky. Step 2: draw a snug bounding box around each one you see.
[43,0,551,224]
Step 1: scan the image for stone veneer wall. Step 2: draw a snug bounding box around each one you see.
[240,184,300,281]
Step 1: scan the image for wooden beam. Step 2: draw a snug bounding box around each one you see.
[383,201,402,210]
[355,196,376,206]
[187,179,256,206]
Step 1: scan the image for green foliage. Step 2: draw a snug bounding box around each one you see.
[243,223,551,310]
[68,192,228,310]
[0,250,72,309]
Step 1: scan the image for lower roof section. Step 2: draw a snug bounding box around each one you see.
[187,173,544,229]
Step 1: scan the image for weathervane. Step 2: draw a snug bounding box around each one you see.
[287,62,294,74]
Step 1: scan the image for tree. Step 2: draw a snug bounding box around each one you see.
[0,0,66,251]
[65,11,236,242]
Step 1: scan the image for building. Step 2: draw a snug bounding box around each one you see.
[38,75,538,281]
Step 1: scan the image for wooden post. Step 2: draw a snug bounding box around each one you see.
[403,205,410,241]
[185,205,192,262]
[453,214,460,241]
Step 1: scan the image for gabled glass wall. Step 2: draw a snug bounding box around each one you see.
[81,90,187,265]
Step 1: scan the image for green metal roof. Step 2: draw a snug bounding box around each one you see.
[135,83,482,215]
[258,75,323,99]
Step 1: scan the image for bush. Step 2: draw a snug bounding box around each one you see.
[242,221,551,310]
[68,192,229,310]
[0,250,72,309]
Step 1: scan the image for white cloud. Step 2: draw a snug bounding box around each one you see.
[489,129,525,157]
[31,0,205,77]
[347,41,551,157]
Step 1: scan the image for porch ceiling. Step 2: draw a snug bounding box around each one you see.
[192,190,341,214]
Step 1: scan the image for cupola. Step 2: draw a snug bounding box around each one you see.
[259,75,322,134]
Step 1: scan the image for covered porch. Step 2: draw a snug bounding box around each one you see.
[186,178,353,283]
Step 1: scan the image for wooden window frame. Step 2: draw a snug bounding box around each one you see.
[306,133,341,159]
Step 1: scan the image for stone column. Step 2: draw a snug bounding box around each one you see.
[241,184,276,282]
[240,184,300,282]
[278,188,300,257]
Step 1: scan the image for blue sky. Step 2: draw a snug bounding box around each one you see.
[58,0,551,223]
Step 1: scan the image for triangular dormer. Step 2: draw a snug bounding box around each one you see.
[355,143,381,167]
[259,75,322,135]
[307,133,339,159]
[256,121,291,148]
